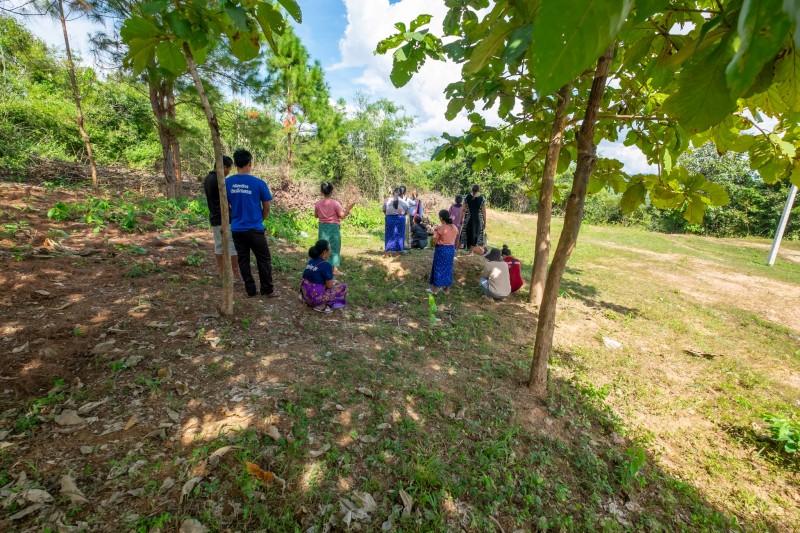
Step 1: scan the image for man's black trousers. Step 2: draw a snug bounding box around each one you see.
[232,229,274,296]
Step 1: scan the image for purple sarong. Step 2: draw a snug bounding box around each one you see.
[301,279,347,309]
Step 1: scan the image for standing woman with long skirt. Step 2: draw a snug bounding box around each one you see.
[383,188,408,256]
[315,182,351,275]
[428,209,459,294]
[459,184,487,253]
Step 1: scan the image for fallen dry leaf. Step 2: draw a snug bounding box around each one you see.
[54,410,86,426]
[123,414,139,431]
[157,367,173,379]
[399,488,413,517]
[245,462,285,490]
[179,518,209,533]
[208,445,239,468]
[180,476,204,503]
[265,425,281,441]
[174,382,190,396]
[309,444,331,458]
[60,475,88,504]
[20,488,54,504]
[77,397,108,415]
[356,387,374,398]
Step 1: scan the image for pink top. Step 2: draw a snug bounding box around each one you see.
[449,205,463,227]
[434,224,459,246]
[315,198,345,224]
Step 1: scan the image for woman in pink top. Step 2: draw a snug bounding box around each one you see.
[427,209,459,294]
[315,182,351,274]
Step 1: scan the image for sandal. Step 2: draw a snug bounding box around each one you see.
[314,304,332,314]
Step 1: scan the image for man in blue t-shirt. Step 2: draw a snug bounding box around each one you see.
[225,149,279,298]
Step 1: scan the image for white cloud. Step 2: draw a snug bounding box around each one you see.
[16,10,105,68]
[598,140,657,175]
[335,0,472,143]
[336,0,654,174]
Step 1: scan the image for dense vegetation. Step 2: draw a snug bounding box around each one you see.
[0,13,796,240]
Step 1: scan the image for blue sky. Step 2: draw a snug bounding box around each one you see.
[18,0,654,172]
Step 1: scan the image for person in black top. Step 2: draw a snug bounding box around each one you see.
[203,155,242,282]
[410,216,429,249]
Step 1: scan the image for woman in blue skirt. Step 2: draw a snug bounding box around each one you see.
[383,188,408,255]
[427,209,459,294]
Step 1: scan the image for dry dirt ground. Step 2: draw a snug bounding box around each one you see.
[0,183,798,532]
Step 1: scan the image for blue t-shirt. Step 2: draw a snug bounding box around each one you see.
[225,174,273,232]
[303,258,333,285]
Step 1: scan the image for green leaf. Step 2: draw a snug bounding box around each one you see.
[620,182,646,214]
[726,0,791,98]
[410,14,433,31]
[790,161,800,187]
[126,37,158,75]
[256,2,286,36]
[650,186,684,210]
[464,20,513,74]
[445,98,464,121]
[502,24,533,65]
[774,49,800,111]
[142,0,169,16]
[631,0,667,24]
[228,29,260,61]
[699,180,730,206]
[784,0,800,48]
[498,94,514,118]
[155,40,187,75]
[443,8,461,36]
[473,152,490,172]
[587,177,605,194]
[225,6,249,30]
[120,16,161,42]
[557,148,571,173]
[662,37,738,133]
[163,12,192,40]
[531,0,633,96]
[683,194,706,224]
[276,0,302,23]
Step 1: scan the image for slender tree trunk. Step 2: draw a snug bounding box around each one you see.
[530,83,572,306]
[184,43,234,317]
[528,46,615,395]
[286,95,293,168]
[166,82,183,196]
[58,0,97,193]
[148,77,178,198]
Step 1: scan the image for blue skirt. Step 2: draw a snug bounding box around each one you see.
[385,215,405,252]
[429,245,455,287]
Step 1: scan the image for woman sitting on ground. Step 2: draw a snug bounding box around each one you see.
[479,247,511,301]
[411,216,429,249]
[502,245,524,293]
[428,209,459,295]
[300,239,347,313]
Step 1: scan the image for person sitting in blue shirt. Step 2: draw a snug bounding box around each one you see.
[300,240,347,313]
[225,149,279,298]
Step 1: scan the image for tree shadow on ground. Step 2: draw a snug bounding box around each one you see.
[559,266,640,317]
[0,219,786,531]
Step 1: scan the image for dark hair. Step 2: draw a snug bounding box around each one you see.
[392,188,400,209]
[502,244,512,257]
[321,182,334,196]
[399,185,407,196]
[414,215,422,225]
[308,239,330,259]
[455,194,462,206]
[471,184,480,194]
[438,209,453,224]
[222,156,233,168]
[233,149,253,168]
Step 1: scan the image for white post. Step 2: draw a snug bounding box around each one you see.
[768,184,798,266]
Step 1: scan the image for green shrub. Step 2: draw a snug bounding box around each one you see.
[762,414,799,454]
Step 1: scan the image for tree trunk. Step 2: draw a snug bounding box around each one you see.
[528,45,615,395]
[147,77,178,199]
[58,0,98,194]
[529,83,572,306]
[166,82,183,196]
[184,43,234,317]
[286,97,293,168]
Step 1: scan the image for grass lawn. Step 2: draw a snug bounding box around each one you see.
[0,184,798,532]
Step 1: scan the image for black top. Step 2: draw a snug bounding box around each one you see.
[203,171,222,226]
[411,223,429,240]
